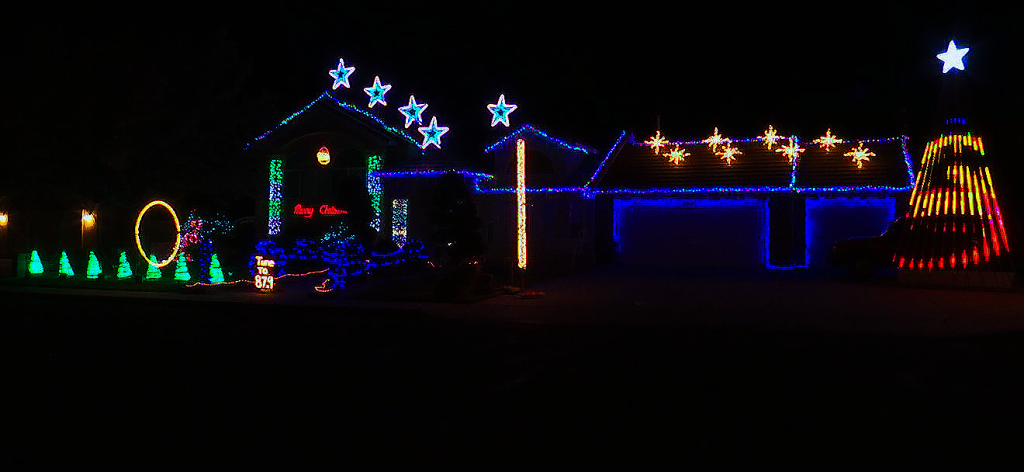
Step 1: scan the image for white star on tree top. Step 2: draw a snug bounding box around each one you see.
[936,40,969,74]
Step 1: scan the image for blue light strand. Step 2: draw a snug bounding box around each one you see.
[483,124,596,154]
[244,91,421,150]
[584,131,627,189]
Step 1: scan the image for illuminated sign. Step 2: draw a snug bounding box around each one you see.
[293,204,348,218]
[254,255,276,292]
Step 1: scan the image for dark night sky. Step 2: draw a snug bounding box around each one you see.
[3,11,1021,215]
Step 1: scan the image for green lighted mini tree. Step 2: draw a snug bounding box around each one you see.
[145,255,162,280]
[174,253,191,282]
[209,253,225,284]
[29,250,44,275]
[116,251,133,279]
[58,251,75,277]
[86,251,102,279]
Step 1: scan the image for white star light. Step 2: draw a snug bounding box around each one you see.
[666,147,690,165]
[328,58,356,90]
[936,40,969,74]
[486,94,518,127]
[398,95,429,128]
[417,116,450,149]
[363,76,392,108]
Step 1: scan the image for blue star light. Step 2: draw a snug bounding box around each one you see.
[328,58,356,90]
[486,94,518,127]
[936,40,969,74]
[363,76,392,108]
[398,95,429,128]
[417,116,450,149]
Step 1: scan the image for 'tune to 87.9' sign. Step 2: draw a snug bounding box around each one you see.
[254,255,276,292]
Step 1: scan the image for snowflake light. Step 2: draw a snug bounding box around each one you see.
[759,125,781,150]
[814,128,842,152]
[776,138,805,164]
[936,39,969,74]
[486,94,518,128]
[417,116,449,149]
[704,127,727,153]
[363,76,392,108]
[645,130,670,155]
[398,95,428,128]
[665,146,689,165]
[717,142,742,165]
[844,141,875,169]
[328,58,356,90]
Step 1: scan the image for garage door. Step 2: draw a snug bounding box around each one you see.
[805,197,896,267]
[613,197,768,267]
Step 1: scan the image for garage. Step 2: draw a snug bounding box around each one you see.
[804,197,897,267]
[613,197,768,267]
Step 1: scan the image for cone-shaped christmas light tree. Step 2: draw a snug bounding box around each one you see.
[116,251,133,279]
[895,39,1011,273]
[174,254,191,282]
[209,253,225,284]
[86,251,102,279]
[29,250,44,275]
[58,251,75,277]
[145,254,162,280]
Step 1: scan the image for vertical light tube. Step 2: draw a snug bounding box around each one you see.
[366,155,382,232]
[516,138,527,269]
[268,159,283,236]
[392,199,408,248]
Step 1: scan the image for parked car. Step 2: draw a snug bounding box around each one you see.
[830,218,907,276]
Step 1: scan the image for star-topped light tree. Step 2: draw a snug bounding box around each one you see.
[893,39,1012,279]
[328,58,356,90]
[363,76,392,108]
[398,95,428,128]
[417,116,449,150]
[487,94,518,128]
[936,39,969,74]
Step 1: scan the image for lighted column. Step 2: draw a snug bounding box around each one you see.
[268,159,283,236]
[392,199,408,248]
[516,138,527,269]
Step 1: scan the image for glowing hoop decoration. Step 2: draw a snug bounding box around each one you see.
[135,200,181,268]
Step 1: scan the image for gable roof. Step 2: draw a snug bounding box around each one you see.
[244,91,422,151]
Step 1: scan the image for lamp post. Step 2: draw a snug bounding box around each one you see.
[81,209,95,249]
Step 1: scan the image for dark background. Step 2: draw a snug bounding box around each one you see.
[2,11,1020,250]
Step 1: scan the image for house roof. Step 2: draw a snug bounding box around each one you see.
[590,131,914,194]
[243,91,422,151]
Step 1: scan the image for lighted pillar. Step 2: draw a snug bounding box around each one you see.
[268,159,283,236]
[516,138,527,269]
[392,199,408,248]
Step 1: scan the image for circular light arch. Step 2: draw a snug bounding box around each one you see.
[134,200,182,268]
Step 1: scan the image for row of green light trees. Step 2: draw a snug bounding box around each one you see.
[27,250,225,283]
